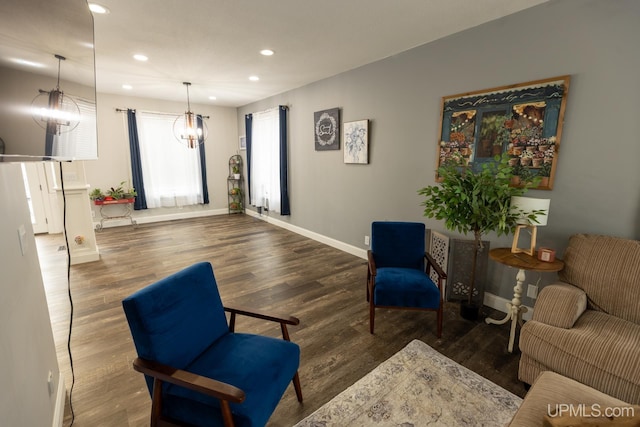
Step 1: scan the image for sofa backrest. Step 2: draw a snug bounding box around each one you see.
[559,234,640,324]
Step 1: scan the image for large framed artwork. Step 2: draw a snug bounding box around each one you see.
[343,119,369,164]
[314,108,340,151]
[436,76,570,190]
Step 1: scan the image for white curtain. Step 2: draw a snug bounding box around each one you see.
[250,108,281,212]
[136,112,203,208]
[52,97,97,159]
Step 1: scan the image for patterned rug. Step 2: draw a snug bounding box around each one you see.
[293,339,522,426]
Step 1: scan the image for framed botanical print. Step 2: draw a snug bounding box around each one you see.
[436,76,570,190]
[343,119,368,164]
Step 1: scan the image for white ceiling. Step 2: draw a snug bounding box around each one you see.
[1,0,550,108]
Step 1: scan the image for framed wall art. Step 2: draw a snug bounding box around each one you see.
[436,75,570,190]
[239,135,246,150]
[343,119,369,164]
[314,107,340,150]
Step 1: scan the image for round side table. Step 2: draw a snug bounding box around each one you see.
[485,247,564,353]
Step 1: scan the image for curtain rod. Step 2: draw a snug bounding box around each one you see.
[115,108,210,119]
[247,105,289,116]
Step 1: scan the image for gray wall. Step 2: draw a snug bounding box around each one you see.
[238,0,640,302]
[0,163,62,426]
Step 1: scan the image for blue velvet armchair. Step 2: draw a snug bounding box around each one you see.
[367,221,446,337]
[122,261,302,427]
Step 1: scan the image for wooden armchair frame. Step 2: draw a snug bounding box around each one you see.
[133,306,302,427]
[367,251,447,337]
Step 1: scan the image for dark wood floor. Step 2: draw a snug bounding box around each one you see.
[36,214,526,427]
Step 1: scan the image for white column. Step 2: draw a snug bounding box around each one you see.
[54,161,99,264]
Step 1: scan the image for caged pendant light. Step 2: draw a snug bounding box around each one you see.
[31,54,81,135]
[173,82,207,148]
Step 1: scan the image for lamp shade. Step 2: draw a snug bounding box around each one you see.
[510,196,550,226]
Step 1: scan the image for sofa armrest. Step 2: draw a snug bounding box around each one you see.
[532,283,587,329]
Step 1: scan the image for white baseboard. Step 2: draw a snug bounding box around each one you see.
[484,292,533,320]
[52,374,65,427]
[93,208,227,229]
[245,210,368,259]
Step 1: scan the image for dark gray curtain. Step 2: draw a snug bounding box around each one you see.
[245,114,253,203]
[197,115,209,204]
[278,106,290,215]
[127,109,147,210]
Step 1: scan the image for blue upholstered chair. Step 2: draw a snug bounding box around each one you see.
[122,262,302,427]
[367,221,447,337]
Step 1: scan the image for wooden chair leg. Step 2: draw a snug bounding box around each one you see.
[366,273,370,302]
[150,378,163,427]
[220,400,235,427]
[292,372,303,402]
[369,301,375,334]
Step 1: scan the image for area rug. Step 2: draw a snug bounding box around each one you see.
[293,339,522,426]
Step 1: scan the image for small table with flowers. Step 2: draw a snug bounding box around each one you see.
[94,198,136,231]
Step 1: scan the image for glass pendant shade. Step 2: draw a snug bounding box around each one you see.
[31,55,80,135]
[173,82,207,148]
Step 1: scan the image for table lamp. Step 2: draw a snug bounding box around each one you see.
[510,196,550,256]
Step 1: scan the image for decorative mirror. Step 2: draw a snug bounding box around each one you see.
[0,0,97,161]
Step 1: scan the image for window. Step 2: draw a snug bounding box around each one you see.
[51,97,97,159]
[136,112,203,208]
[247,106,289,215]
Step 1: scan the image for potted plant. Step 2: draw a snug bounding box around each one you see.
[232,165,241,179]
[538,161,552,187]
[418,154,540,320]
[89,188,105,201]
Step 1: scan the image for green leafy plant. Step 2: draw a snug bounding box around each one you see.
[480,114,511,146]
[418,154,540,310]
[106,181,137,199]
[89,188,105,201]
[539,161,552,177]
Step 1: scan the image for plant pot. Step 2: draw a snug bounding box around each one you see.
[460,301,480,321]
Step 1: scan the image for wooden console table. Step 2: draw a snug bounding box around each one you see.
[94,198,137,231]
[485,247,564,353]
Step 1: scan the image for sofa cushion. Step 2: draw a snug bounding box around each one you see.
[374,267,440,309]
[520,310,640,404]
[559,234,640,324]
[508,371,636,427]
[163,333,300,427]
[532,284,587,329]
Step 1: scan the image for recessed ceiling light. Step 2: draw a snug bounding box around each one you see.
[260,49,275,56]
[122,84,133,90]
[208,96,217,100]
[133,54,148,62]
[249,76,260,82]
[88,3,110,14]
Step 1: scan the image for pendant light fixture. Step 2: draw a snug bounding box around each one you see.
[31,54,81,135]
[173,82,207,148]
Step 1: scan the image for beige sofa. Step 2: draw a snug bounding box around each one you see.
[518,234,640,405]
[508,371,640,426]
